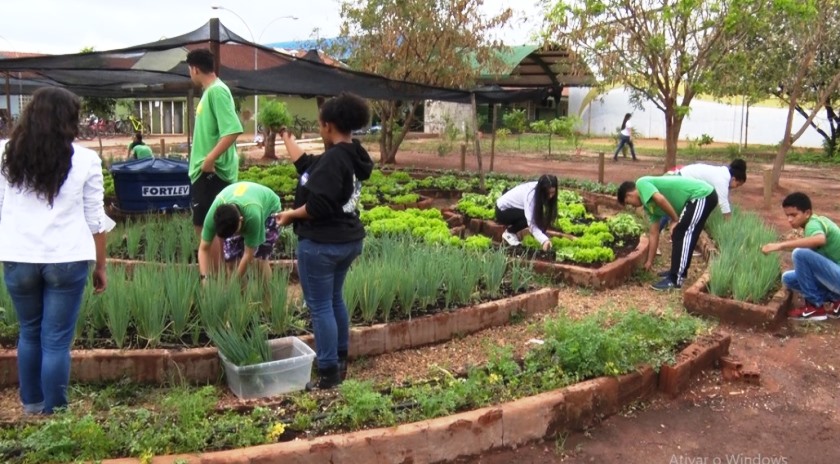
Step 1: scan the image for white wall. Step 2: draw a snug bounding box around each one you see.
[424,101,474,134]
[570,87,830,148]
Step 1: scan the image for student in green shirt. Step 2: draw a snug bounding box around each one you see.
[131,144,154,159]
[761,192,840,321]
[617,175,718,291]
[185,48,243,271]
[198,182,281,280]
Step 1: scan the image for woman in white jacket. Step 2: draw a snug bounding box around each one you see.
[0,87,111,414]
[495,174,559,250]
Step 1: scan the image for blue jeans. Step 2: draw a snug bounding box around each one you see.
[614,135,636,159]
[3,261,89,414]
[296,239,363,370]
[782,248,840,306]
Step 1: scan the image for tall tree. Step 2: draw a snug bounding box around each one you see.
[336,0,511,164]
[542,0,765,171]
[757,1,840,185]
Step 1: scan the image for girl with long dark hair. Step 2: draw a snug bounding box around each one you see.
[495,174,559,250]
[0,87,111,414]
[613,113,637,161]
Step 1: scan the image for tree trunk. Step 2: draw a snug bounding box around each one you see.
[772,140,792,188]
[262,131,277,160]
[663,109,683,172]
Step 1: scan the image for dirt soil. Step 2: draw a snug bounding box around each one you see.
[70,135,840,462]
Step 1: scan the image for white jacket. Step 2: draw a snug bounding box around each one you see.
[0,141,113,263]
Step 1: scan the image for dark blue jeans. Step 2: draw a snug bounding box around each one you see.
[3,261,89,414]
[782,248,840,306]
[296,239,363,370]
[614,135,636,159]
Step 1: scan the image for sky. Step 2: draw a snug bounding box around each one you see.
[0,0,545,55]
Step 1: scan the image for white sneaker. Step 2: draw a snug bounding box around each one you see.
[502,231,521,246]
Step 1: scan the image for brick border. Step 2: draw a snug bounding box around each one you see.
[0,288,558,388]
[682,272,793,328]
[101,332,729,464]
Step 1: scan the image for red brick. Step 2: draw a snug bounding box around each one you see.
[408,314,438,348]
[501,390,566,448]
[616,366,657,407]
[350,324,386,358]
[385,320,412,352]
[425,408,504,463]
[432,311,459,343]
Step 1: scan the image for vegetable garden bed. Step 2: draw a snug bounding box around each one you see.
[0,288,558,388]
[682,210,792,328]
[0,309,728,464]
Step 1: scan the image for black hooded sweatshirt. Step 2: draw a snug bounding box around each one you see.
[291,139,374,243]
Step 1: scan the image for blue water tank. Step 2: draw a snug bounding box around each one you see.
[110,158,191,212]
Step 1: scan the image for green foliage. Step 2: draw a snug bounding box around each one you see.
[706,209,781,302]
[534,309,708,380]
[328,380,395,429]
[502,109,528,134]
[257,99,293,131]
[607,213,645,238]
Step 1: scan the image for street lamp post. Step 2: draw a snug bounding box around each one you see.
[211,6,297,141]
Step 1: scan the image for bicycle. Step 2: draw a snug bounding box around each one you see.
[291,115,318,138]
[116,114,149,135]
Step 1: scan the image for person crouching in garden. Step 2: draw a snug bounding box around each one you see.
[617,175,717,291]
[276,93,374,390]
[494,174,559,250]
[761,192,840,322]
[0,87,111,414]
[197,181,281,280]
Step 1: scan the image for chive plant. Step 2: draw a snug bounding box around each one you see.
[706,209,781,303]
[130,266,170,347]
[162,265,197,341]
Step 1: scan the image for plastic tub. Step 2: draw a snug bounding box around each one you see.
[219,337,316,399]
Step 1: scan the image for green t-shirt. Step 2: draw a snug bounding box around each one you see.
[202,182,282,248]
[131,144,154,159]
[804,215,840,264]
[189,79,243,184]
[636,175,714,221]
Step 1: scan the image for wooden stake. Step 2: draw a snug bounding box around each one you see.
[460,143,466,171]
[160,138,166,157]
[598,152,605,184]
[763,170,773,209]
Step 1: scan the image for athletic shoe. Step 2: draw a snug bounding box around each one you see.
[502,231,521,246]
[657,270,671,278]
[787,305,827,321]
[826,301,840,319]
[651,277,680,291]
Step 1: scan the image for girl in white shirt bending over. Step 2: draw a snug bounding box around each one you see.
[613,113,637,161]
[0,87,111,414]
[495,174,558,251]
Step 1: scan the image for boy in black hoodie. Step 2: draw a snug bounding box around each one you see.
[277,93,374,390]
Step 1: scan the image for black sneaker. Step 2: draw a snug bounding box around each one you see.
[306,365,341,391]
[657,270,670,278]
[651,277,680,291]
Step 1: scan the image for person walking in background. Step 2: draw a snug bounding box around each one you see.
[186,48,243,271]
[613,113,637,161]
[276,93,374,390]
[617,175,717,290]
[494,174,559,251]
[197,181,282,281]
[762,192,840,322]
[0,87,112,414]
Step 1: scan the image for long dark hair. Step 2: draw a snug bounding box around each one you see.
[620,113,632,130]
[532,174,559,230]
[1,87,80,207]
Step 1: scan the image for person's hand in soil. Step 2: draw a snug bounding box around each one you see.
[644,259,653,270]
